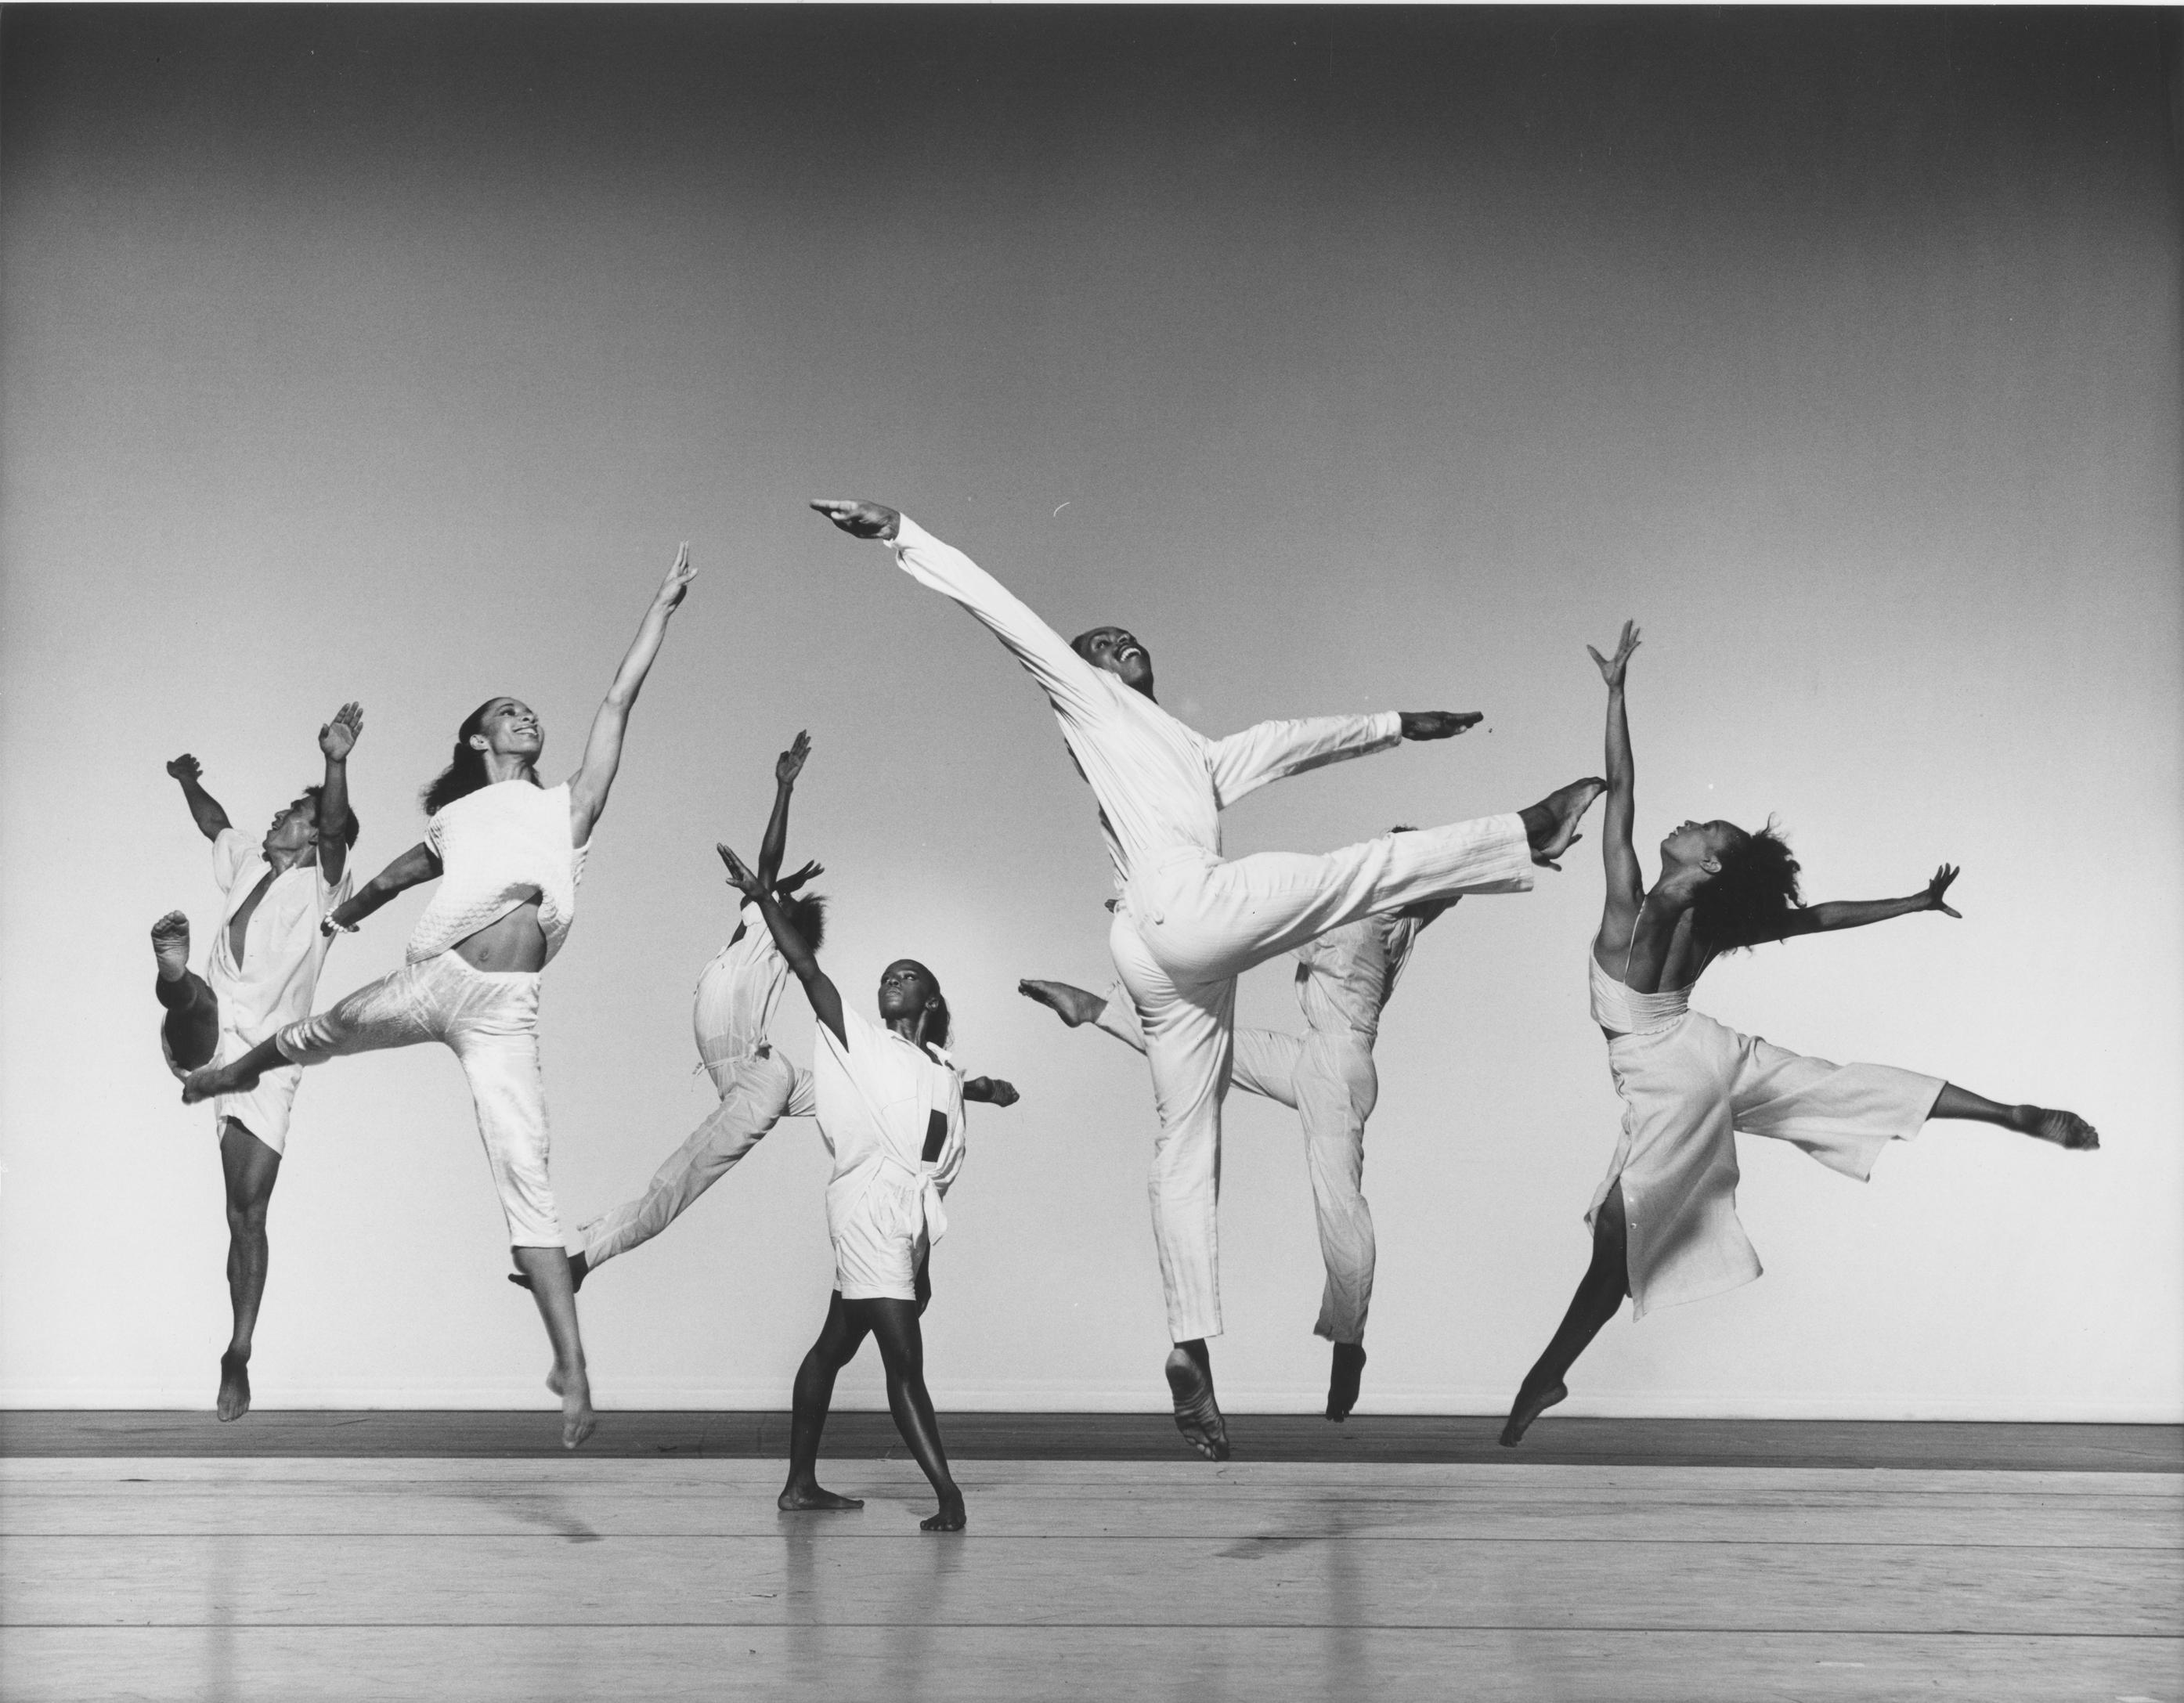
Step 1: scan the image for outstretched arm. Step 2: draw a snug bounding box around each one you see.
[719,842,844,1046]
[1587,622,1644,956]
[756,731,810,889]
[166,755,232,842]
[1208,711,1421,806]
[314,703,362,885]
[568,544,696,846]
[963,1077,1020,1106]
[1759,866,1964,945]
[321,841,442,935]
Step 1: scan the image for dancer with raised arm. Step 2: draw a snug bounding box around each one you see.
[1020,864,1457,1421]
[150,704,363,1421]
[1500,622,2099,1447]
[813,497,1600,1459]
[183,547,696,1449]
[511,733,829,1295]
[716,834,1018,1532]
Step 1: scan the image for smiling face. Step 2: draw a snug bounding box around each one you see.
[1070,626,1156,697]
[467,698,544,762]
[1660,818,1743,877]
[875,959,943,1030]
[262,793,320,860]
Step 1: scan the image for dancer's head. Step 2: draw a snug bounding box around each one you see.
[422,697,542,815]
[261,788,360,860]
[1665,817,1802,951]
[877,958,950,1048]
[1070,626,1155,698]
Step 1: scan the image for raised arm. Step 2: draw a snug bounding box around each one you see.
[314,702,362,885]
[718,842,844,1046]
[567,543,696,846]
[321,841,442,936]
[1587,622,1644,955]
[756,731,810,889]
[165,754,232,842]
[1758,865,1964,945]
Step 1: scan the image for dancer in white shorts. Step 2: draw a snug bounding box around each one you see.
[150,704,362,1421]
[812,496,1601,1459]
[716,829,1018,1532]
[1020,870,1456,1421]
[514,733,828,1293]
[1500,622,2100,1446]
[185,547,697,1449]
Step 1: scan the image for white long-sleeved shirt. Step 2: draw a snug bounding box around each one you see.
[1293,909,1431,1043]
[887,517,1403,886]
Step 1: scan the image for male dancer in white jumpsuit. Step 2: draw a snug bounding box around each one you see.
[813,498,1602,1457]
[1022,889,1451,1421]
[150,704,363,1421]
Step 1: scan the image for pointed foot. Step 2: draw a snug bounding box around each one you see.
[1167,1344,1231,1461]
[1326,1342,1366,1422]
[215,1350,251,1423]
[1500,1380,1567,1447]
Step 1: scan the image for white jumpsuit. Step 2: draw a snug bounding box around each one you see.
[1091,910,1428,1346]
[576,900,817,1268]
[883,516,1533,1340]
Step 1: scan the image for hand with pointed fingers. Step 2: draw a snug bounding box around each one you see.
[809,499,901,540]
[319,702,364,762]
[1587,621,1642,689]
[717,842,763,899]
[655,543,695,611]
[776,730,812,787]
[1399,711,1484,741]
[774,859,825,897]
[1923,864,1962,918]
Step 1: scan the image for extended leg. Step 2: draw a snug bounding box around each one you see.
[1295,1048,1377,1420]
[780,1292,872,1511]
[1930,1083,2099,1150]
[215,1119,280,1421]
[153,912,220,1073]
[1501,1179,1629,1447]
[863,1297,965,1531]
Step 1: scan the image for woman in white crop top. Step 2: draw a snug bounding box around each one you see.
[1499,621,2100,1448]
[184,545,697,1450]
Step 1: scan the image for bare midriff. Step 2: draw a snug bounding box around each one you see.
[452,898,548,972]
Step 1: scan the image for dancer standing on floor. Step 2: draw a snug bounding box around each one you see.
[1020,861,1457,1421]
[509,732,828,1296]
[184,547,697,1449]
[716,826,1018,1532]
[1500,622,2099,1446]
[150,704,363,1421]
[811,497,1601,1459]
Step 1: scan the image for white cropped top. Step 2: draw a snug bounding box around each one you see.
[407,780,588,967]
[1587,949,1691,1037]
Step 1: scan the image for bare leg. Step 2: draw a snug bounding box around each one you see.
[862,1297,966,1531]
[216,1120,280,1421]
[512,1245,594,1449]
[1518,778,1608,871]
[153,914,220,1073]
[182,1035,286,1105]
[1931,1083,2099,1150]
[1167,1337,1230,1461]
[1502,1180,1630,1447]
[507,1250,588,1295]
[1016,979,1108,1027]
[779,1292,871,1511]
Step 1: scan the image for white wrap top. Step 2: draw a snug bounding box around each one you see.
[407,779,588,967]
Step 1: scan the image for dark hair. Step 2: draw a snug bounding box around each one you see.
[922,983,952,1050]
[778,892,828,954]
[421,699,500,817]
[301,785,362,850]
[1691,820,1803,953]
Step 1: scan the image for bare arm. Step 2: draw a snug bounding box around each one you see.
[1758,866,1963,944]
[756,731,810,889]
[718,842,844,1046]
[314,703,362,885]
[963,1077,1020,1106]
[323,840,442,934]
[1587,623,1644,958]
[165,755,231,842]
[567,543,696,846]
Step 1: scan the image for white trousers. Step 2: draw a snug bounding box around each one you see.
[1109,814,1531,1340]
[578,1048,814,1268]
[276,953,561,1247]
[1099,987,1379,1344]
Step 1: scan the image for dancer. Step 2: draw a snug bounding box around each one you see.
[183,546,697,1449]
[1500,622,2099,1446]
[1020,867,1456,1421]
[714,835,1017,1532]
[812,497,1600,1459]
[151,705,363,1421]
[512,732,829,1294]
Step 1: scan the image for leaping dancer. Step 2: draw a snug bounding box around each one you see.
[1020,860,1456,1422]
[150,704,363,1421]
[1500,622,2099,1447]
[812,497,1601,1459]
[183,547,697,1449]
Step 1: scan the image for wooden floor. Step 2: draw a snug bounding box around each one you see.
[3,1420,2179,1701]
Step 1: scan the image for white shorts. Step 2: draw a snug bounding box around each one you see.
[830,1171,930,1301]
[190,1026,302,1156]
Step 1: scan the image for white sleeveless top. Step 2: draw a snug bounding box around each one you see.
[407,780,588,967]
[1587,949,1691,1036]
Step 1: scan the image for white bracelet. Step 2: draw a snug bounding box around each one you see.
[322,915,359,936]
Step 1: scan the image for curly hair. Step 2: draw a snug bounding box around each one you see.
[777,892,828,955]
[1691,820,1803,953]
[301,784,362,850]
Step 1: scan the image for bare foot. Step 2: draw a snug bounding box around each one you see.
[920,1492,967,1532]
[809,499,901,540]
[216,1349,251,1422]
[1017,979,1108,1028]
[778,1481,865,1512]
[2023,1107,2099,1151]
[508,1250,589,1294]
[546,1364,596,1450]
[152,911,192,980]
[182,1060,252,1105]
[1326,1342,1366,1422]
[1166,1343,1231,1462]
[1499,1379,1566,1447]
[1520,778,1607,870]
